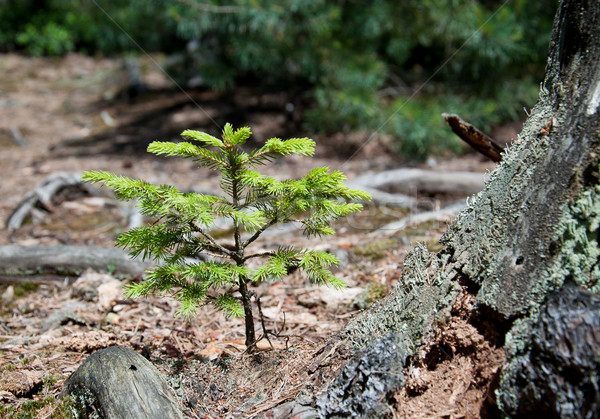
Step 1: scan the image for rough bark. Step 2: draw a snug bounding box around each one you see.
[309,1,600,417]
[499,284,600,417]
[316,332,410,418]
[62,345,183,419]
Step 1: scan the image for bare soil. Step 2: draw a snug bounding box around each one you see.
[0,53,508,418]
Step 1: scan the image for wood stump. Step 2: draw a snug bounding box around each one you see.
[62,346,183,419]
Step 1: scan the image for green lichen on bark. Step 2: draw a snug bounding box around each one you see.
[342,243,459,351]
[497,180,600,414]
[440,71,600,317]
[545,183,600,292]
[328,4,600,415]
[440,91,577,315]
[490,0,600,411]
[440,0,600,318]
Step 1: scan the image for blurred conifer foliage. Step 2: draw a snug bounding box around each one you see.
[0,0,554,159]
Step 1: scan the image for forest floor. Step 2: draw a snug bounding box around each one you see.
[0,53,513,418]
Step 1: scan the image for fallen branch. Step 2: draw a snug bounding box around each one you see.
[349,168,486,198]
[372,200,467,235]
[442,113,505,162]
[9,126,27,147]
[62,346,184,418]
[6,172,96,231]
[355,186,417,208]
[0,245,151,279]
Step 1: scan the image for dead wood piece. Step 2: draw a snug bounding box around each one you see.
[356,186,417,208]
[442,113,505,162]
[6,172,97,231]
[349,168,486,198]
[0,275,73,285]
[373,200,467,235]
[0,245,151,279]
[319,3,600,418]
[62,345,184,419]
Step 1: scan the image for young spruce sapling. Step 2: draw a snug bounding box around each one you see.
[83,124,371,349]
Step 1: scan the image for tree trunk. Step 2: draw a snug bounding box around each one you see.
[302,1,600,417]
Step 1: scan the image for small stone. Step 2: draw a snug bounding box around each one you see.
[1,285,14,305]
[40,301,88,331]
[106,312,121,325]
[329,248,351,273]
[73,269,120,304]
[112,304,126,312]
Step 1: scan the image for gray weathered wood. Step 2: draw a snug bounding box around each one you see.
[62,346,184,419]
[0,245,151,279]
[349,168,486,198]
[7,172,89,231]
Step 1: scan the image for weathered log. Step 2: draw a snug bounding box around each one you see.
[6,172,98,231]
[373,199,467,235]
[349,168,486,198]
[7,172,83,230]
[0,245,151,279]
[353,185,418,208]
[62,345,184,419]
[6,170,146,234]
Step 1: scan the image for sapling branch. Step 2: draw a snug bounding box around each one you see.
[243,251,275,262]
[243,218,278,248]
[189,222,235,258]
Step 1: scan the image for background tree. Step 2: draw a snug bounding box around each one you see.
[166,0,555,158]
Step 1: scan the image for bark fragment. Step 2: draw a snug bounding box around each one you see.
[316,332,409,418]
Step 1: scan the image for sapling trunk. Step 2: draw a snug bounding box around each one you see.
[238,276,256,348]
[231,169,258,348]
